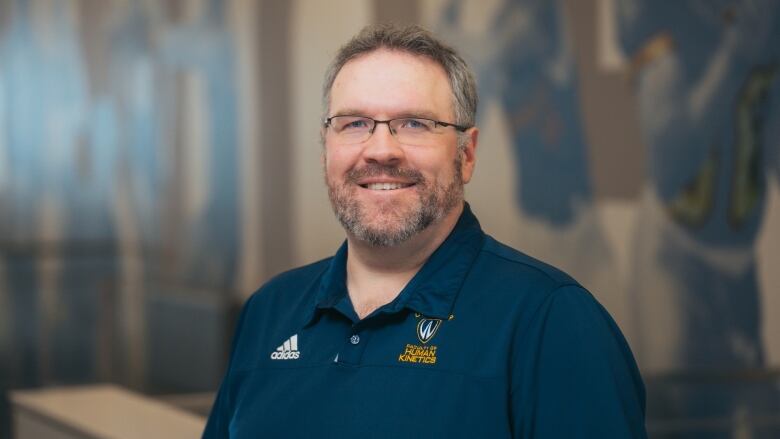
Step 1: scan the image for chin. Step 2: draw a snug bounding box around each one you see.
[353,228,419,247]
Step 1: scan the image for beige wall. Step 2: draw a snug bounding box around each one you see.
[290,1,373,267]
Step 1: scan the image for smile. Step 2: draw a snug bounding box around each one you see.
[360,182,416,191]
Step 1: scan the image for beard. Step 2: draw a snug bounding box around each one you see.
[326,156,464,247]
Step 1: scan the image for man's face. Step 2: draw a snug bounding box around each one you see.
[324,49,476,247]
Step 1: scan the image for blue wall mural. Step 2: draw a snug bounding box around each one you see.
[443,0,592,226]
[0,0,242,405]
[434,0,622,327]
[432,0,780,436]
[616,0,780,435]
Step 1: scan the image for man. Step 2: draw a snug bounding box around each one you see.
[204,24,646,438]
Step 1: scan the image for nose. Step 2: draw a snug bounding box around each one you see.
[361,122,405,165]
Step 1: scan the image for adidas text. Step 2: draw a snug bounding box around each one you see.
[270,351,300,360]
[270,334,300,360]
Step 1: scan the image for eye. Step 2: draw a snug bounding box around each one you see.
[398,118,433,131]
[335,117,370,132]
[345,120,368,129]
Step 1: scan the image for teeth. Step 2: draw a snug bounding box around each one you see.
[366,182,408,190]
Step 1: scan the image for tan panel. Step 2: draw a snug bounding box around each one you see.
[568,0,644,200]
[259,0,294,279]
[374,0,419,25]
[290,0,372,266]
[758,179,780,364]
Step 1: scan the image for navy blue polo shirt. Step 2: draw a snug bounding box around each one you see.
[203,204,647,438]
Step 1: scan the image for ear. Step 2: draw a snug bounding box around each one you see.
[460,127,478,184]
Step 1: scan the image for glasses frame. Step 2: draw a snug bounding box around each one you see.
[323,115,470,144]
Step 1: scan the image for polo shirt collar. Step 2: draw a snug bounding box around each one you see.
[305,203,484,324]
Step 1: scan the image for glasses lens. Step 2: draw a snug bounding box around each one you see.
[330,116,372,143]
[327,116,447,146]
[391,118,437,146]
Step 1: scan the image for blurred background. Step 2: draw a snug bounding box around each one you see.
[0,0,778,437]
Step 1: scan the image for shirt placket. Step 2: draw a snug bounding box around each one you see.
[333,320,372,365]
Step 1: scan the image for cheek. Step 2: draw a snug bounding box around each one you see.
[416,152,458,183]
[323,148,342,173]
[324,148,357,183]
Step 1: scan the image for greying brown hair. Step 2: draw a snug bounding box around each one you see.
[322,23,478,131]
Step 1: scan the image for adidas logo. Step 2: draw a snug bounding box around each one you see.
[270,334,300,360]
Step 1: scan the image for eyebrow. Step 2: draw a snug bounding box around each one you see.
[330,109,441,120]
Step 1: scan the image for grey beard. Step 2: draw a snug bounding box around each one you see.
[327,158,463,247]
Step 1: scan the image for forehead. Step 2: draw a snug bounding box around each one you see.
[330,49,454,119]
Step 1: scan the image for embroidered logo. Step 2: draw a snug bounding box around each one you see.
[270,334,300,360]
[416,318,442,344]
[399,317,443,365]
[398,344,438,364]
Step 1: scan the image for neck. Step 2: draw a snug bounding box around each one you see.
[345,202,464,319]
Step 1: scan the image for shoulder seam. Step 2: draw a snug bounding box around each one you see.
[481,245,576,286]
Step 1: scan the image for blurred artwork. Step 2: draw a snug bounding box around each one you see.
[615,0,780,432]
[428,0,780,434]
[430,0,622,321]
[0,0,113,389]
[0,0,242,392]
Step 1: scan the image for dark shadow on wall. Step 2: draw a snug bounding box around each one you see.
[0,389,11,439]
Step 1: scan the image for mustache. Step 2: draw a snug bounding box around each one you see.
[346,164,424,184]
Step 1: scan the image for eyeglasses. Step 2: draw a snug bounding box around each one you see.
[323,115,470,146]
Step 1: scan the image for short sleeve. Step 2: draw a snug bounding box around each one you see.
[510,285,647,438]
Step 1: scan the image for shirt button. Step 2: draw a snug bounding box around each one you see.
[349,334,360,345]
